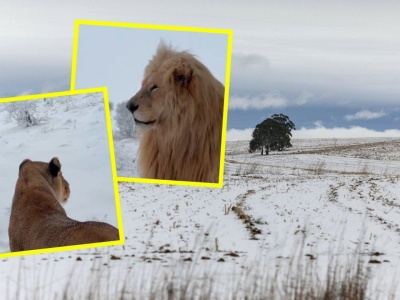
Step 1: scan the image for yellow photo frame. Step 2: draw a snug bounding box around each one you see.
[70,20,233,188]
[0,88,124,258]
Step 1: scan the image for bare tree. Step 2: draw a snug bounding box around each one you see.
[114,101,136,138]
[5,101,45,128]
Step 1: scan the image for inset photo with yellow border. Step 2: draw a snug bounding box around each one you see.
[0,88,124,258]
[71,21,233,188]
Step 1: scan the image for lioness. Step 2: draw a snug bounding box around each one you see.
[8,157,119,252]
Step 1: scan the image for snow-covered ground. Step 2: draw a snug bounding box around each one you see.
[1,136,400,298]
[0,92,119,254]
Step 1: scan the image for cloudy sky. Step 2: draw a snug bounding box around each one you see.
[1,0,399,139]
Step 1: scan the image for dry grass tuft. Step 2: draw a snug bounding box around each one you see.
[233,163,261,176]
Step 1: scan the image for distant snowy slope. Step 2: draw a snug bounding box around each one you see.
[0,92,118,253]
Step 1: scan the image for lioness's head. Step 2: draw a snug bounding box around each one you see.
[18,157,70,204]
[126,44,211,133]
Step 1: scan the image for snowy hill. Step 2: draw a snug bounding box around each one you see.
[0,92,118,253]
[1,135,400,298]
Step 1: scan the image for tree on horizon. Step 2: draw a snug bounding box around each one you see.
[249,114,296,155]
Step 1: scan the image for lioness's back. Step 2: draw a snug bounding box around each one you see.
[60,221,119,246]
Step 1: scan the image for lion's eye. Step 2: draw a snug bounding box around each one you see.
[150,85,158,92]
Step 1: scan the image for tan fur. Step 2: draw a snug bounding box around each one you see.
[8,157,119,252]
[126,44,224,183]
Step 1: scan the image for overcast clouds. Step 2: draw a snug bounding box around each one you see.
[1,0,399,138]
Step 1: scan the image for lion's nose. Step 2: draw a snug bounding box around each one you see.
[126,101,139,113]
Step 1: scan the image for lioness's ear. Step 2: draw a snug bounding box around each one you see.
[49,157,61,177]
[173,62,193,88]
[19,159,31,171]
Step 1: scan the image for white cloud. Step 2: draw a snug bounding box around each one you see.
[226,128,254,141]
[229,91,313,110]
[313,120,324,128]
[344,110,387,121]
[293,126,400,139]
[226,126,400,141]
[229,94,287,110]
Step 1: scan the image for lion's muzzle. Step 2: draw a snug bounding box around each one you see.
[126,93,156,127]
[126,99,138,113]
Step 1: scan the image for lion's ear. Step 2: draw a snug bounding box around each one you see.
[49,157,61,177]
[19,159,31,171]
[173,63,193,88]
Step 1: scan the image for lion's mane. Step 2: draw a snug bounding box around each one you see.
[129,44,224,183]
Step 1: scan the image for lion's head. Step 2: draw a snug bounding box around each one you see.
[18,157,70,204]
[127,44,224,133]
[126,43,224,182]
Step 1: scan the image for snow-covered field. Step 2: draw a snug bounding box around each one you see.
[0,92,119,254]
[2,131,400,298]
